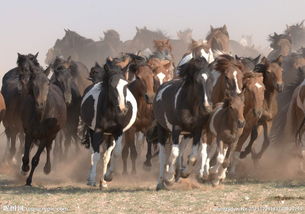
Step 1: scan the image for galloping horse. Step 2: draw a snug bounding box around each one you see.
[267,33,291,61]
[80,59,137,189]
[20,61,67,186]
[153,57,211,190]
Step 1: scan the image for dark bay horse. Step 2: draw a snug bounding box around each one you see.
[20,62,67,186]
[80,60,137,189]
[153,57,211,190]
[50,57,91,157]
[1,53,40,163]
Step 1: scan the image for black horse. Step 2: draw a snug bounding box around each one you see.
[1,53,40,164]
[50,57,91,158]
[80,59,137,189]
[153,57,211,190]
[19,61,67,186]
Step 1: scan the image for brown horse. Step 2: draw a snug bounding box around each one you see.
[211,55,244,105]
[122,62,157,174]
[230,72,265,174]
[267,33,292,61]
[235,56,284,163]
[202,94,245,186]
[206,25,230,53]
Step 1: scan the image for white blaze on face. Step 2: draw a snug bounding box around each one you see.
[116,79,129,111]
[255,82,263,89]
[157,72,166,85]
[233,70,242,94]
[202,73,210,107]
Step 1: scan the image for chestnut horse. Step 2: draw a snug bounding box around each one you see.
[267,33,292,61]
[235,56,284,163]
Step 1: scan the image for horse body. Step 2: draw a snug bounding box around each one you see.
[153,57,211,190]
[80,61,137,188]
[20,63,67,186]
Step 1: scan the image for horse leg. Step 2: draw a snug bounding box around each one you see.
[21,134,32,176]
[130,133,138,175]
[104,134,123,181]
[16,133,25,164]
[198,133,214,182]
[252,122,270,160]
[175,135,186,181]
[164,127,181,186]
[209,138,226,186]
[180,132,201,178]
[43,143,52,174]
[87,130,102,187]
[122,131,132,175]
[156,123,169,191]
[144,140,153,169]
[9,131,17,164]
[25,139,48,186]
[100,137,115,189]
[178,136,192,178]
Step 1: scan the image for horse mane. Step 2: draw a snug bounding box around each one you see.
[62,29,94,46]
[153,40,172,52]
[285,20,305,35]
[189,39,209,51]
[214,54,243,73]
[268,33,291,44]
[178,57,208,80]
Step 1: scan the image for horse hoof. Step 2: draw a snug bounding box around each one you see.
[24,183,32,187]
[164,176,175,186]
[25,180,32,186]
[43,165,51,175]
[99,182,108,190]
[87,181,96,187]
[20,169,28,176]
[211,179,220,187]
[143,163,152,172]
[196,174,209,184]
[104,173,113,182]
[156,182,168,191]
[180,169,190,178]
[239,151,248,159]
[22,165,30,173]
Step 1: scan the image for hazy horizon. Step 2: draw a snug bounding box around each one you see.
[1,0,305,77]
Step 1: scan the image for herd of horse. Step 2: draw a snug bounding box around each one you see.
[1,21,305,190]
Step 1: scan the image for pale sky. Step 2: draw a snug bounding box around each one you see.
[1,0,304,77]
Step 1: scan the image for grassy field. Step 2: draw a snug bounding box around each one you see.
[1,173,305,214]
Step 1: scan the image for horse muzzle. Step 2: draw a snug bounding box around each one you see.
[64,92,72,105]
[253,109,263,118]
[144,94,155,104]
[276,83,284,92]
[237,120,245,129]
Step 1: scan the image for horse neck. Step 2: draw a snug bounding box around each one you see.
[184,80,205,112]
[220,107,237,132]
[211,75,225,105]
[264,84,278,112]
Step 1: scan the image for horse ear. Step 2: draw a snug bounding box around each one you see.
[210,25,214,31]
[44,66,51,76]
[222,24,227,31]
[235,55,240,60]
[300,20,305,26]
[261,56,269,65]
[34,52,39,59]
[67,56,72,63]
[274,32,278,37]
[275,55,283,66]
[17,53,21,58]
[95,62,101,68]
[253,55,261,65]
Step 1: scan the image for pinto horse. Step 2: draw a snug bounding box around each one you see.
[80,60,137,189]
[20,62,67,186]
[153,57,211,190]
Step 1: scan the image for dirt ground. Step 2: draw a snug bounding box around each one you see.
[0,131,305,214]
